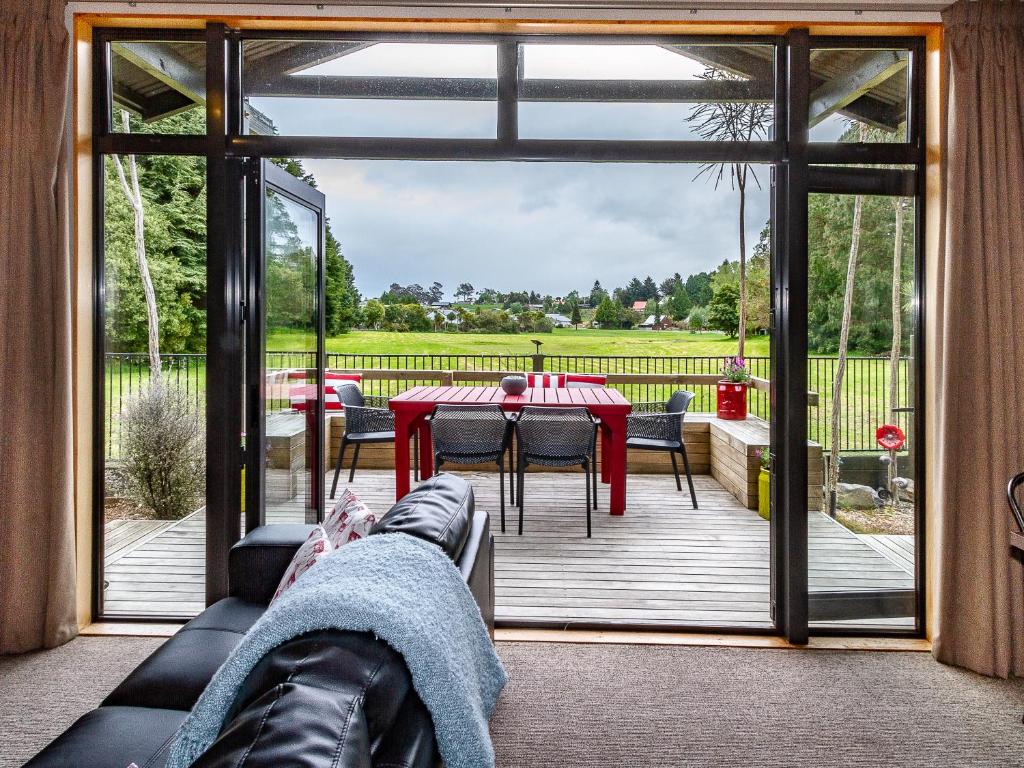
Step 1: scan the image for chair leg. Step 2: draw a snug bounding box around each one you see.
[591,450,598,510]
[330,438,348,499]
[517,461,526,535]
[348,443,361,483]
[680,445,698,509]
[507,447,516,506]
[670,450,683,492]
[497,460,506,533]
[584,460,592,538]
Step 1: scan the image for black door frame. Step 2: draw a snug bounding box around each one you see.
[90,24,927,639]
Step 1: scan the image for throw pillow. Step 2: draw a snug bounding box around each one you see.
[271,525,332,603]
[324,488,378,548]
[526,372,567,388]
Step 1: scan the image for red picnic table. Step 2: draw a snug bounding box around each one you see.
[389,385,633,515]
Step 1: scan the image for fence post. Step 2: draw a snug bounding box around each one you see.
[531,353,545,373]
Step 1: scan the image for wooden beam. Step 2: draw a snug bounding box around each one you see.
[809,49,908,128]
[245,41,372,82]
[247,75,773,103]
[113,41,206,105]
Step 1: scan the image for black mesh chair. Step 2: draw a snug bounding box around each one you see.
[626,390,698,509]
[514,406,598,538]
[329,382,417,498]
[429,404,515,532]
[1009,472,1024,534]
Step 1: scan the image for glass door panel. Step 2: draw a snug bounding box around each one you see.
[806,190,918,629]
[247,160,326,526]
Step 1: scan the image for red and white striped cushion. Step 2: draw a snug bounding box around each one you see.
[289,383,357,412]
[566,373,607,386]
[526,372,567,388]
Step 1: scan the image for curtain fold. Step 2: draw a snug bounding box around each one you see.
[934,0,1024,677]
[0,0,78,653]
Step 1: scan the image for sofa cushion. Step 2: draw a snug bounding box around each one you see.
[229,523,316,604]
[23,706,186,768]
[370,473,474,561]
[324,489,378,548]
[103,598,262,711]
[271,525,333,603]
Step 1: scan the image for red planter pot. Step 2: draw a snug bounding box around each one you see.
[716,381,748,420]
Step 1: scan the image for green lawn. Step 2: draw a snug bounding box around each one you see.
[267,327,771,358]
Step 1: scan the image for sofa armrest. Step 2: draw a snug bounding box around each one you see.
[456,510,494,637]
[229,524,316,605]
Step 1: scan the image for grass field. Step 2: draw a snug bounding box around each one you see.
[267,327,772,358]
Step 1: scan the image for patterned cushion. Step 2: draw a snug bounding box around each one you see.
[324,489,378,548]
[566,373,607,385]
[270,525,332,603]
[526,372,567,388]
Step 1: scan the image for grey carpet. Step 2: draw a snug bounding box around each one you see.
[2,637,1023,767]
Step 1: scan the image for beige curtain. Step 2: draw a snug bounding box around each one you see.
[0,0,78,653]
[934,0,1024,677]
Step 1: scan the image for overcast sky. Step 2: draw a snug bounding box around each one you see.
[251,42,777,300]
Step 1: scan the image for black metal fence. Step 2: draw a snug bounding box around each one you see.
[103,352,913,458]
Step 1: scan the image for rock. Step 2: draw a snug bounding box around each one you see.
[836,482,882,509]
[893,477,915,502]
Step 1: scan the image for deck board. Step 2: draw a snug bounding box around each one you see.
[102,470,914,629]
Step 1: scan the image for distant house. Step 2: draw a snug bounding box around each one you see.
[632,300,648,312]
[426,309,460,326]
[545,313,573,328]
[638,314,672,330]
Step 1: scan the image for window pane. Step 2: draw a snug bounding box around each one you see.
[109,40,206,134]
[102,154,207,618]
[264,189,321,523]
[806,191,917,631]
[242,41,497,138]
[519,43,775,141]
[808,49,910,143]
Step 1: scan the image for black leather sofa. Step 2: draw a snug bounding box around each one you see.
[26,474,493,768]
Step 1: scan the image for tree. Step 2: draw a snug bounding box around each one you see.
[687,305,709,332]
[660,273,683,299]
[622,277,646,305]
[362,299,384,329]
[641,276,659,301]
[570,302,583,328]
[887,197,909,493]
[589,280,608,307]
[455,282,475,303]
[684,271,714,307]
[667,284,692,321]
[707,283,740,337]
[594,297,624,329]
[689,66,772,358]
[111,110,161,377]
[428,281,444,304]
[827,124,868,514]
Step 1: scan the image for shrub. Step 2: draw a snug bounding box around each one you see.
[120,381,205,520]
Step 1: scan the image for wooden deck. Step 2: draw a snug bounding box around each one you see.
[102,470,915,629]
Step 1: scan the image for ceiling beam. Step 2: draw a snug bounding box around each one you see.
[248,75,773,103]
[809,49,908,127]
[112,41,206,105]
[244,41,373,83]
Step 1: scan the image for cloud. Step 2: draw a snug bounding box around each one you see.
[306,157,770,299]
